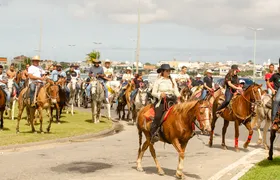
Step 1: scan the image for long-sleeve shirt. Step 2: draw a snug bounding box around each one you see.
[152,77,181,99]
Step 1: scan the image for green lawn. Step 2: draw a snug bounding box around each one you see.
[0,109,112,146]
[240,156,280,180]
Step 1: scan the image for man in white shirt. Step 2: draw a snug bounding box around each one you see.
[176,66,192,88]
[74,64,81,78]
[28,55,45,107]
[103,59,114,81]
[0,65,11,110]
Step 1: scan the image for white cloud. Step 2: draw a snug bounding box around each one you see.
[54,0,280,38]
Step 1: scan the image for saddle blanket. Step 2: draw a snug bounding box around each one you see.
[144,106,174,122]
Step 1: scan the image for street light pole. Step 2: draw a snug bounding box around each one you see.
[135,0,140,74]
[248,27,263,82]
[130,38,137,73]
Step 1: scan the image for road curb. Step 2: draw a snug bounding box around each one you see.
[0,121,122,151]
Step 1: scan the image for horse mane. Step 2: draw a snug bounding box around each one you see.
[173,100,199,115]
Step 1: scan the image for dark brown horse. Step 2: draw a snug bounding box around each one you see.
[209,84,262,151]
[136,100,211,179]
[0,87,6,130]
[116,82,135,120]
[53,77,67,123]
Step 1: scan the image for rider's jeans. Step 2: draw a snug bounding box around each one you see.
[272,88,280,122]
[216,88,233,111]
[200,89,207,100]
[30,83,36,103]
[65,85,70,99]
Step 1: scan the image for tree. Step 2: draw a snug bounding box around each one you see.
[60,62,69,69]
[145,62,151,65]
[86,50,101,63]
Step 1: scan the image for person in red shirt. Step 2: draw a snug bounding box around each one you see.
[265,64,275,95]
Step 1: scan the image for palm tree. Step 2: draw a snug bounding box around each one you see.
[86,50,100,64]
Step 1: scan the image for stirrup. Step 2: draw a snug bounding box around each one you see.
[151,133,160,143]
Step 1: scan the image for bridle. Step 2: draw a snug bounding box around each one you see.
[240,85,262,106]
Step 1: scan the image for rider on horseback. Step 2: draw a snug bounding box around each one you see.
[6,63,18,94]
[0,65,11,110]
[50,64,66,82]
[216,65,243,114]
[130,73,144,103]
[86,59,109,103]
[268,60,280,130]
[151,64,181,143]
[176,66,192,90]
[65,64,78,100]
[21,64,29,88]
[28,55,46,107]
[118,67,134,98]
[200,69,214,100]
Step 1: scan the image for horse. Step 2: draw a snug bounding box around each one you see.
[16,79,59,133]
[268,107,280,160]
[0,86,6,130]
[75,78,83,107]
[14,70,23,94]
[7,78,17,120]
[55,77,67,121]
[209,84,262,152]
[251,92,271,150]
[66,76,77,115]
[106,80,120,109]
[131,87,148,125]
[180,86,192,102]
[116,81,135,120]
[136,100,212,179]
[90,78,111,123]
[49,80,61,124]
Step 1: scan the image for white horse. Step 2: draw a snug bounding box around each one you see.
[106,81,120,108]
[251,93,271,150]
[66,76,77,115]
[131,87,148,125]
[91,78,111,123]
[7,78,17,120]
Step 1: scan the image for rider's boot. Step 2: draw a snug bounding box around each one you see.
[150,120,160,143]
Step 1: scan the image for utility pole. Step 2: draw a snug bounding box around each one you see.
[135,0,140,74]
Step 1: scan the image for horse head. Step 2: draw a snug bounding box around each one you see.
[48,84,59,104]
[70,75,77,90]
[56,77,66,90]
[137,88,148,106]
[196,100,212,132]
[244,83,262,106]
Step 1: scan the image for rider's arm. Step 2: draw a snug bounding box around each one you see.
[151,79,161,99]
[203,82,212,91]
[268,75,275,93]
[227,81,242,90]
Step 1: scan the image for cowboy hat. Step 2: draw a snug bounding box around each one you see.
[126,67,132,70]
[206,69,213,74]
[157,64,175,73]
[74,63,79,67]
[56,63,62,67]
[231,64,240,72]
[239,79,245,84]
[32,55,41,61]
[70,64,75,67]
[92,59,101,64]
[196,74,202,78]
[104,59,111,63]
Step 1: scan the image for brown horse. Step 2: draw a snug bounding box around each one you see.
[136,100,212,179]
[16,79,59,133]
[179,86,192,102]
[54,77,67,123]
[209,83,262,151]
[0,87,6,130]
[116,81,135,120]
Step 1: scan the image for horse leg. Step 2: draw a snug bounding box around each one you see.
[30,108,36,133]
[92,100,97,123]
[172,139,187,179]
[105,102,111,120]
[122,105,125,120]
[56,104,60,124]
[0,110,3,130]
[97,102,101,123]
[16,102,25,133]
[136,137,150,172]
[47,108,53,133]
[38,108,44,133]
[209,115,218,147]
[268,129,277,160]
[243,120,253,149]
[71,102,74,116]
[221,119,229,150]
[127,103,131,120]
[149,143,165,175]
[251,114,262,145]
[12,99,16,120]
[263,114,270,150]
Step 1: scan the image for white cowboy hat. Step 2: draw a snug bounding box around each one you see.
[206,69,213,73]
[126,67,132,70]
[104,59,111,63]
[196,74,202,78]
[32,55,41,61]
[239,79,245,84]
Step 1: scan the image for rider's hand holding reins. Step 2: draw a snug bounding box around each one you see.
[160,92,166,98]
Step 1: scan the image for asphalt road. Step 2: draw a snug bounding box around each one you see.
[0,105,279,180]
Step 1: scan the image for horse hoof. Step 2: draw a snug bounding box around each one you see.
[158,169,165,176]
[41,131,45,134]
[267,156,273,161]
[208,141,213,147]
[257,139,262,145]
[235,147,240,152]
[136,166,144,172]
[222,145,228,150]
[175,172,184,179]
[264,145,269,150]
[33,131,37,134]
[243,143,249,149]
[16,131,20,134]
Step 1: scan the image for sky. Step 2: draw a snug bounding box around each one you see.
[1,0,280,64]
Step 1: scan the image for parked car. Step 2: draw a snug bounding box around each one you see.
[215,77,254,88]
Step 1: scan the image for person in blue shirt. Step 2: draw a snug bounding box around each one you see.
[50,64,66,82]
[86,59,110,103]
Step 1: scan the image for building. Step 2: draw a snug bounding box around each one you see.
[0,57,7,65]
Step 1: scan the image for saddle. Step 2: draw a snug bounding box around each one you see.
[24,83,44,104]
